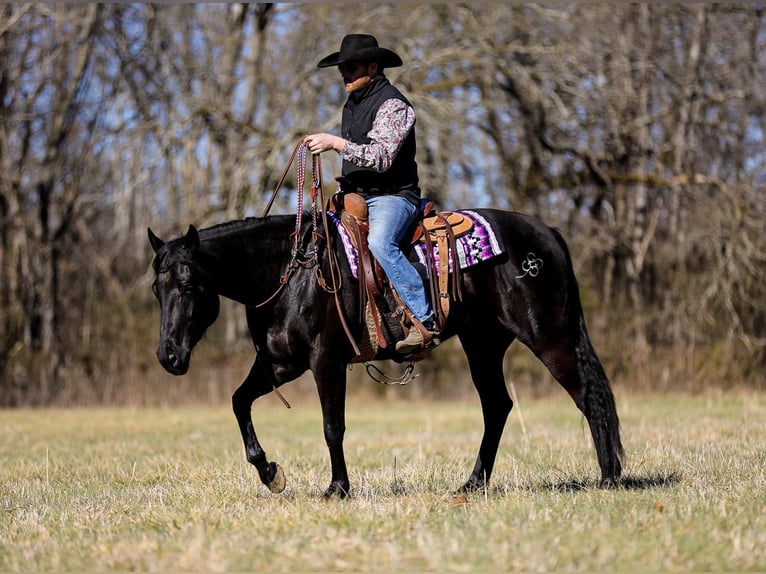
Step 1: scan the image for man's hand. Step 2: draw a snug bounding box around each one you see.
[304,133,346,155]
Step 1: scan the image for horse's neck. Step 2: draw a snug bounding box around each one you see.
[197,216,296,305]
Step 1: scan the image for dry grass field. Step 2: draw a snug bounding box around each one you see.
[1,391,764,571]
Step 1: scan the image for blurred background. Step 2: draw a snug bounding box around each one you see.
[0,4,764,406]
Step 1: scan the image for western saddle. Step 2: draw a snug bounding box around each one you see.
[331,192,472,355]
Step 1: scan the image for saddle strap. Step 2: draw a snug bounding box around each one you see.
[344,213,388,349]
[435,228,451,323]
[416,211,464,330]
[355,223,380,300]
[419,222,441,327]
[437,212,463,304]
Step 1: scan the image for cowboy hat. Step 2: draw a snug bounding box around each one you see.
[317,34,403,69]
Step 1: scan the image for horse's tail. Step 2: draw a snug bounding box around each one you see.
[552,228,624,485]
[575,312,624,484]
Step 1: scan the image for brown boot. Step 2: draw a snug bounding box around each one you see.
[395,324,439,355]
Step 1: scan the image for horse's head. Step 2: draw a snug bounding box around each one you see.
[148,225,220,375]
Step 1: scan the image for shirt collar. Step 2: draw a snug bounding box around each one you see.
[348,74,389,104]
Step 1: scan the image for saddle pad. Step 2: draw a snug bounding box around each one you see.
[328,210,504,279]
[413,210,504,273]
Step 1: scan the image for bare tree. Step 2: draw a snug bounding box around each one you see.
[0,4,105,403]
[1,4,765,405]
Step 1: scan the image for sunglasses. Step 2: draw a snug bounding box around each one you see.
[338,61,366,74]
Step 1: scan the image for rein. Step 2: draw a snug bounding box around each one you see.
[257,141,362,357]
[256,144,329,305]
[257,141,417,392]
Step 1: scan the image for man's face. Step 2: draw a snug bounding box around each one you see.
[338,61,377,93]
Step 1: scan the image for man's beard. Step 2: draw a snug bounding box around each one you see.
[345,75,372,93]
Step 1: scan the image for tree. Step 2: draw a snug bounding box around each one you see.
[0,4,104,403]
[1,4,764,405]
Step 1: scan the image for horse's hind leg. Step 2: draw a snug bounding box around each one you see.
[232,358,286,493]
[457,325,514,494]
[535,316,624,487]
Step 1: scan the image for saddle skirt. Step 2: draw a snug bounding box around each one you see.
[329,209,505,280]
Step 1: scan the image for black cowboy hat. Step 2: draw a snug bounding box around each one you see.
[317,34,403,69]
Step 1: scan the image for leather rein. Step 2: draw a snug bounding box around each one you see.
[257,141,362,360]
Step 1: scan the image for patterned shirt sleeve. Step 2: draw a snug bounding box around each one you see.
[341,98,415,172]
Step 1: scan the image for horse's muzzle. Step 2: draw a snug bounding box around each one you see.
[157,343,190,376]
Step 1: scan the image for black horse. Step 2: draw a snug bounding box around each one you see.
[148,208,623,498]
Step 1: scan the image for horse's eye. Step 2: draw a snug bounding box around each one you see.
[151,282,159,296]
[181,284,196,296]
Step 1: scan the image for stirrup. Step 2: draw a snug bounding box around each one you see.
[395,325,440,355]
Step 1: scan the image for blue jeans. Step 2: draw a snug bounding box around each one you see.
[366,195,434,324]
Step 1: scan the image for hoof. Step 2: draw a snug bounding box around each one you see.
[321,481,349,500]
[458,477,487,495]
[267,463,286,493]
[600,477,619,489]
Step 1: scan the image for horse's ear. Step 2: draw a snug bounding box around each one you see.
[148,228,165,253]
[184,225,200,254]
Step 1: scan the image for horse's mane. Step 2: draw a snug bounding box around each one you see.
[200,214,308,238]
[153,213,320,274]
[155,217,279,269]
[198,212,323,244]
[200,216,272,239]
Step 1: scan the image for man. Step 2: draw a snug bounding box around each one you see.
[304,33,437,355]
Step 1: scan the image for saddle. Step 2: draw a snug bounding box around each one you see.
[331,192,471,354]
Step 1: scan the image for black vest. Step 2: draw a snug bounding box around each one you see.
[341,75,420,206]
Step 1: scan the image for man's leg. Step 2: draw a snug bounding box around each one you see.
[366,195,436,353]
[366,195,432,322]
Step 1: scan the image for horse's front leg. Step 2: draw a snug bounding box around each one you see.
[232,358,286,493]
[313,357,350,499]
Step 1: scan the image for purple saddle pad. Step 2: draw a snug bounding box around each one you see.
[328,209,504,279]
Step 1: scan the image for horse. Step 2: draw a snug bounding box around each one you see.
[147,206,623,498]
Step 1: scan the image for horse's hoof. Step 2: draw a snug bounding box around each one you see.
[321,482,349,500]
[458,478,486,494]
[600,477,619,489]
[267,463,286,493]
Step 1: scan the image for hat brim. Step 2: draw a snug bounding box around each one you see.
[317,47,403,69]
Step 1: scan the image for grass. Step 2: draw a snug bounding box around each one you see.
[0,391,764,571]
